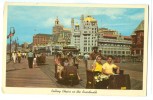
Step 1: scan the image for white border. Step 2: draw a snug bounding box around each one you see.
[0,0,152,100]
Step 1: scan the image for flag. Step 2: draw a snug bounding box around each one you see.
[7,28,15,39]
[10,33,14,37]
[7,33,14,39]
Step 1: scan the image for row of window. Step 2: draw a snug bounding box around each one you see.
[84,43,96,46]
[84,30,98,33]
[34,42,48,45]
[84,37,96,39]
[84,22,97,26]
[101,48,130,50]
[84,47,91,52]
[99,44,131,47]
[34,37,46,40]
[103,51,131,55]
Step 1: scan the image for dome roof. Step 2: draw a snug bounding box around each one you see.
[84,15,96,22]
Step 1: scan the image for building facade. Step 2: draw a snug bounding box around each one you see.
[50,17,71,54]
[98,28,132,57]
[131,20,144,61]
[53,17,64,35]
[71,15,132,56]
[71,15,98,54]
[33,33,52,52]
[52,17,71,47]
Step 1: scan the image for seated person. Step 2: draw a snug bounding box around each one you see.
[103,56,120,75]
[92,55,103,74]
[54,54,64,79]
[63,58,69,67]
[67,54,82,81]
[91,55,109,89]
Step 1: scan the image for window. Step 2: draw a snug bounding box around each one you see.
[108,51,110,54]
[104,51,106,54]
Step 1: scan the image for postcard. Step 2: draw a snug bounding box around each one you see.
[2,2,148,96]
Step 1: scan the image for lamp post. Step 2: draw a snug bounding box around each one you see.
[9,33,12,61]
[9,27,15,61]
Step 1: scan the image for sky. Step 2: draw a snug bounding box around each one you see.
[6,5,144,45]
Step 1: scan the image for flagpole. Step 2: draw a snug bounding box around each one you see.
[9,27,15,61]
[9,32,12,61]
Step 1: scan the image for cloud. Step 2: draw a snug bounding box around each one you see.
[129,12,144,20]
[102,23,133,27]
[41,16,71,28]
[60,17,71,27]
[42,17,55,28]
[100,9,127,19]
[8,6,144,40]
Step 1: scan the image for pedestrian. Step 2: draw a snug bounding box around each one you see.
[12,51,17,63]
[33,53,37,68]
[27,50,34,69]
[21,52,24,58]
[17,51,22,63]
[24,52,27,58]
[83,53,90,68]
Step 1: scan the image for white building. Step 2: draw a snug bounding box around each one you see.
[71,15,98,55]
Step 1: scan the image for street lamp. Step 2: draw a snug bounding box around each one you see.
[9,27,15,61]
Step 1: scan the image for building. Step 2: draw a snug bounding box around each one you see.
[51,17,71,54]
[22,42,29,49]
[21,42,29,52]
[70,15,131,57]
[131,20,144,61]
[33,33,52,53]
[54,28,71,46]
[71,15,98,54]
[98,28,132,57]
[52,17,71,46]
[53,17,64,35]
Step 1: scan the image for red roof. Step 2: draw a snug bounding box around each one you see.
[124,36,131,40]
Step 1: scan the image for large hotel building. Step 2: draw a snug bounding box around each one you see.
[71,15,132,57]
[71,15,98,54]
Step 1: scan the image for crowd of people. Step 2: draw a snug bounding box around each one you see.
[11,51,27,63]
[54,52,82,81]
[10,48,121,88]
[11,50,40,69]
[54,47,121,88]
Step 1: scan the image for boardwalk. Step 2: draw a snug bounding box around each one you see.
[6,58,58,88]
[6,56,143,89]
